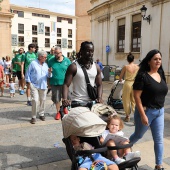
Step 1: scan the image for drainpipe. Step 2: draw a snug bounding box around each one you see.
[158,3,163,49]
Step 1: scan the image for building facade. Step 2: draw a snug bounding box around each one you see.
[0,0,14,57]
[88,0,170,83]
[10,4,77,57]
[75,0,91,51]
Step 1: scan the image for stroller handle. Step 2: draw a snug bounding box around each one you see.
[76,146,107,156]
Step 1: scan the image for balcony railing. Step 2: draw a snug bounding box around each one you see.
[68,45,72,49]
[18,42,25,46]
[45,43,50,47]
[68,34,72,38]
[32,31,37,35]
[45,32,50,36]
[57,33,61,37]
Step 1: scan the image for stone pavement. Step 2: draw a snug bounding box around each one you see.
[0,82,170,170]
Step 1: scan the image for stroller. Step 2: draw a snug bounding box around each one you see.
[107,80,124,110]
[61,106,141,170]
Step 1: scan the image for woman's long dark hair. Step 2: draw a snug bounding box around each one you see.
[137,49,166,82]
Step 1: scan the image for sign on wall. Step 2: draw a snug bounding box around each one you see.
[62,38,67,48]
[12,34,17,46]
[38,22,44,34]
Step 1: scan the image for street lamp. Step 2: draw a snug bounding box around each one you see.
[140,5,151,24]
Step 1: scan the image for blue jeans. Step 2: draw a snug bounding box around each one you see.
[129,107,164,165]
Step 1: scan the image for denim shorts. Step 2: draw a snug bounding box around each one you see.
[79,153,115,169]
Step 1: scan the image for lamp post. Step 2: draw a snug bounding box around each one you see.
[140,5,151,24]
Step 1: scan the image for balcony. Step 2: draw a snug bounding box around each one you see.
[68,45,72,49]
[18,42,25,46]
[45,43,50,47]
[45,32,50,36]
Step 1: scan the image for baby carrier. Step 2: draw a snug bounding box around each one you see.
[60,106,141,170]
[107,80,124,110]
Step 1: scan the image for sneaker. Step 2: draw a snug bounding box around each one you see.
[55,112,61,120]
[125,151,141,161]
[30,118,36,124]
[154,165,164,170]
[20,90,24,95]
[39,116,45,121]
[18,88,21,91]
[114,157,125,164]
[27,101,32,106]
[63,107,68,114]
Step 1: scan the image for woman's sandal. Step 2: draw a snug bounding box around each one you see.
[124,116,130,122]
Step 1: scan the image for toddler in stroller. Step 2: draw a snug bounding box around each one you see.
[61,107,141,170]
[107,80,124,110]
[100,115,140,164]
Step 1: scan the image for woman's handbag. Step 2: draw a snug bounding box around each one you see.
[81,66,98,100]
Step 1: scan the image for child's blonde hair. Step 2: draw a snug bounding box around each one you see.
[107,115,124,130]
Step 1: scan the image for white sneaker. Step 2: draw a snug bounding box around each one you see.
[125,151,141,161]
[114,157,125,164]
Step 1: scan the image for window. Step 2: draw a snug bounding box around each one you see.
[117,18,125,52]
[57,17,62,22]
[57,28,62,37]
[45,26,50,36]
[68,40,72,49]
[68,29,72,38]
[32,13,50,18]
[18,36,24,46]
[32,25,37,35]
[32,37,38,45]
[131,14,141,52]
[57,39,61,48]
[57,16,72,24]
[18,24,24,34]
[68,18,72,24]
[18,11,24,17]
[45,38,50,47]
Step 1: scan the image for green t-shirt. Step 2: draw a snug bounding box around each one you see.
[48,56,71,85]
[21,52,37,71]
[46,54,54,64]
[15,53,24,71]
[12,58,17,72]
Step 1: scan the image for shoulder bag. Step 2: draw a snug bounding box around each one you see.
[81,66,98,100]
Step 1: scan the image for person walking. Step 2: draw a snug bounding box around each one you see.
[14,48,25,95]
[25,50,52,124]
[46,47,55,94]
[4,56,12,87]
[62,41,103,109]
[21,44,37,106]
[0,64,5,96]
[96,58,104,79]
[119,52,139,122]
[48,46,71,120]
[129,49,168,170]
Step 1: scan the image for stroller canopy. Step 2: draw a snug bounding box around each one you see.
[62,107,107,138]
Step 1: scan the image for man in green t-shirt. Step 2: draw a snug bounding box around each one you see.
[48,46,71,120]
[21,43,37,106]
[14,48,25,95]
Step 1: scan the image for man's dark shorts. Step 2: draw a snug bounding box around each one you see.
[17,71,22,80]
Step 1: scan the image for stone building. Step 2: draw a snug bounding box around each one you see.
[88,0,170,83]
[0,0,13,57]
[75,0,91,51]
